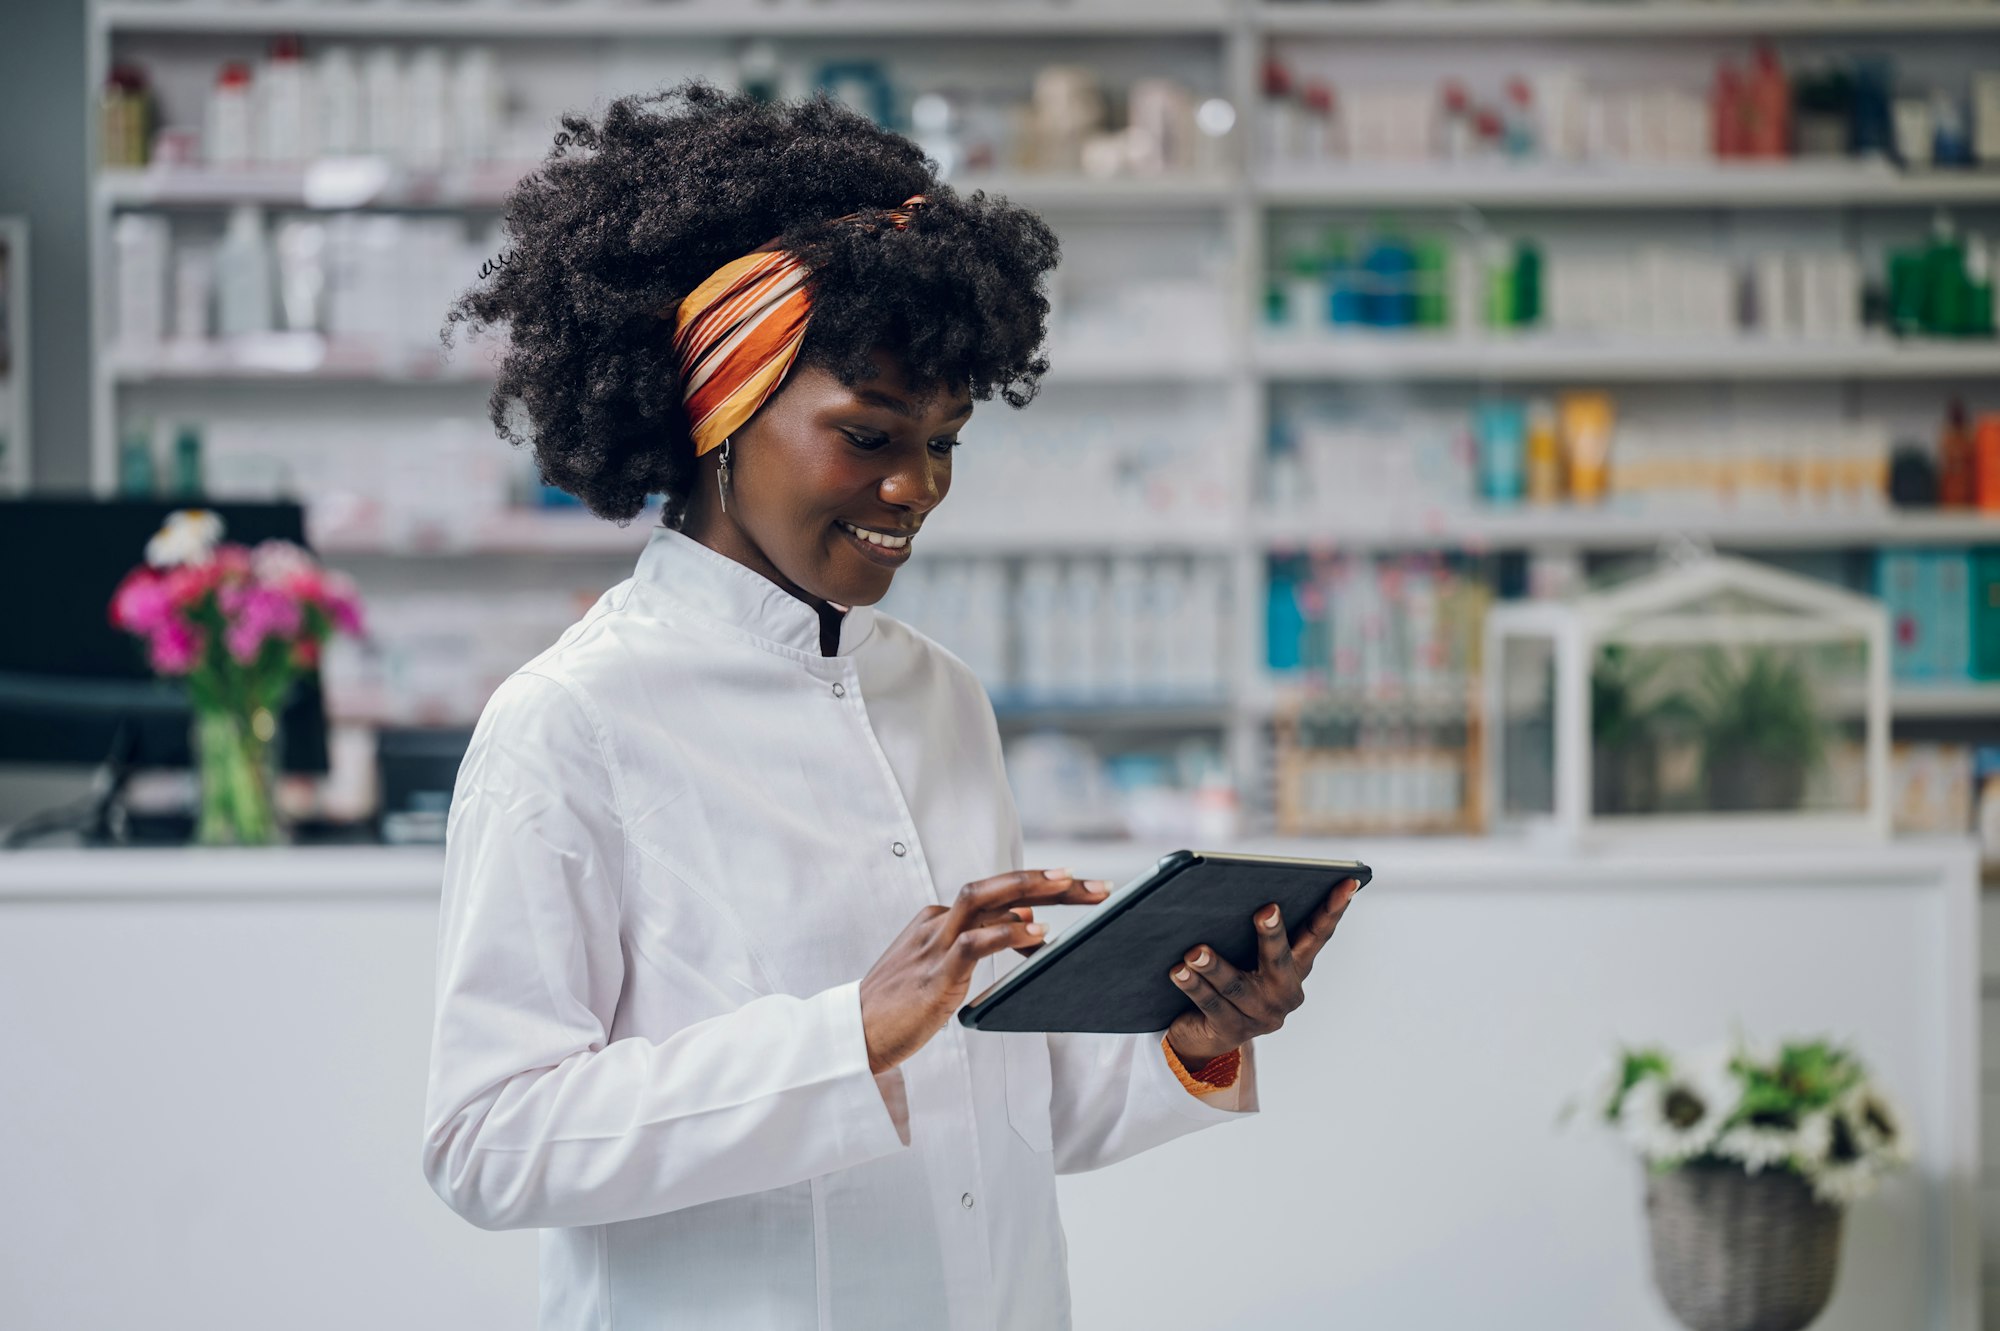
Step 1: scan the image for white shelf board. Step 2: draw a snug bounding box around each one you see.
[109,338,1216,387]
[1254,334,2000,382]
[1893,684,2000,718]
[107,339,495,384]
[99,166,1236,213]
[1254,2,2000,37]
[97,1,1233,36]
[1259,163,2000,210]
[1259,508,2000,551]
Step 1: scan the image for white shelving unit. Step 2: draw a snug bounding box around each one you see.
[85,0,2000,786]
[0,218,25,495]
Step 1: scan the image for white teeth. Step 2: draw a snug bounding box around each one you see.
[840,521,910,550]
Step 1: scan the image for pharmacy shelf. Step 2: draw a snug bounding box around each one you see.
[317,514,1242,559]
[990,698,1235,729]
[106,339,1223,387]
[1254,335,2000,382]
[1258,163,2000,211]
[97,166,1236,214]
[1258,508,2000,551]
[1892,684,2000,718]
[1254,2,2000,37]
[96,1,1234,37]
[106,339,496,384]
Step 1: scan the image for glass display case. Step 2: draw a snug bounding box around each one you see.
[1483,554,1889,847]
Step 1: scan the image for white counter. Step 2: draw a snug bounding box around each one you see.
[0,839,1981,1330]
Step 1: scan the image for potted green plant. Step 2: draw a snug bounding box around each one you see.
[1568,1038,1913,1331]
[1695,647,1825,813]
[1591,643,1699,816]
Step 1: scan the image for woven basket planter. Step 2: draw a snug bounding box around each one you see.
[1644,1163,1844,1331]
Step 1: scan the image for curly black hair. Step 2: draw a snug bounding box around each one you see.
[446,82,1061,526]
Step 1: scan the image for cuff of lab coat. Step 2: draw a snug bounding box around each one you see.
[824,979,913,1156]
[1146,1031,1260,1120]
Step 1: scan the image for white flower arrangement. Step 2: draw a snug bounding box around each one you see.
[1569,1037,1913,1206]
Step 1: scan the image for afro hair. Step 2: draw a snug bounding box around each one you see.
[447,82,1061,527]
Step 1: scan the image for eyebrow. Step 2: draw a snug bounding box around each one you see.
[855,388,973,423]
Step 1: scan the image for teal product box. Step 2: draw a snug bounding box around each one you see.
[1475,400,1526,505]
[1877,550,1928,680]
[1973,548,2000,681]
[1934,548,1973,683]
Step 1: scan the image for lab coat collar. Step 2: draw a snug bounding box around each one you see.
[634,524,877,659]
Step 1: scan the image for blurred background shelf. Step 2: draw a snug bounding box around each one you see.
[1257,508,2000,551]
[1254,337,2000,381]
[1253,2,2000,37]
[99,166,1240,212]
[1259,163,2000,209]
[97,1,1238,37]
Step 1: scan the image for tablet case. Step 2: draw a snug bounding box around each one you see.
[958,850,1371,1033]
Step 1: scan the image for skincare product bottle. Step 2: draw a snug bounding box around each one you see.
[170,424,204,499]
[257,35,310,165]
[1941,400,1976,507]
[1560,392,1615,504]
[214,204,274,338]
[1525,398,1562,505]
[316,47,363,158]
[113,213,170,349]
[206,61,254,167]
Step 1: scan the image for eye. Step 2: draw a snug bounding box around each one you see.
[929,437,962,455]
[842,430,890,451]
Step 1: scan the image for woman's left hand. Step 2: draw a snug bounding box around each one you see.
[1164,876,1364,1068]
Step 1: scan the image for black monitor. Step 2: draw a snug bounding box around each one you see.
[0,496,330,773]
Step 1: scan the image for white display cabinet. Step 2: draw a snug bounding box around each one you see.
[1484,552,1892,848]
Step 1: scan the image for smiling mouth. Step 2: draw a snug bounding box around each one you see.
[836,519,916,556]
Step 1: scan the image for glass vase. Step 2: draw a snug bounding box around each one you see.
[192,704,282,847]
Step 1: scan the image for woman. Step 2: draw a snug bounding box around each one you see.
[421,85,1361,1329]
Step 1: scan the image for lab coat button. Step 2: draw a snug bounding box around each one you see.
[892,841,908,857]
[831,682,846,698]
[961,1192,975,1209]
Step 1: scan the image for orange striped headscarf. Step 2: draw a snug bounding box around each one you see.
[674,194,929,457]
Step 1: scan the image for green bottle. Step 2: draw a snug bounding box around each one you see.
[1512,240,1543,329]
[1414,238,1448,328]
[118,422,156,497]
[1925,211,1967,337]
[171,424,204,497]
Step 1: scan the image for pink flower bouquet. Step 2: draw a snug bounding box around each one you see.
[108,510,365,844]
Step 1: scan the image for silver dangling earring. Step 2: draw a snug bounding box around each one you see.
[717,437,732,515]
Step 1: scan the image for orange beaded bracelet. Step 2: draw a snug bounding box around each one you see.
[1160,1034,1241,1096]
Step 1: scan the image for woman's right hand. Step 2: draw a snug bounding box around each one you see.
[859,869,1111,1075]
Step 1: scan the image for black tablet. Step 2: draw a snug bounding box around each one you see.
[957,849,1371,1034]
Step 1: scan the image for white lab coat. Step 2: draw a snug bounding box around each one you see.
[422,523,1257,1330]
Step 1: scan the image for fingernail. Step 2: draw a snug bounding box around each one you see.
[1262,907,1281,929]
[1025,922,1046,936]
[1086,880,1111,893]
[1044,868,1070,880]
[1191,949,1211,968]
[1173,967,1192,982]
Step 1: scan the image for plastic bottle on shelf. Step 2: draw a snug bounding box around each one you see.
[170,425,204,499]
[1747,45,1792,159]
[1966,236,1995,338]
[214,204,274,339]
[1976,415,2000,512]
[1502,77,1538,159]
[1926,210,1969,336]
[1940,400,1976,507]
[1511,239,1543,327]
[1525,398,1563,506]
[206,61,255,168]
[1475,399,1526,505]
[257,36,310,165]
[112,213,169,350]
[362,47,404,161]
[452,48,501,166]
[117,422,156,498]
[1561,392,1616,505]
[405,47,450,171]
[1437,81,1474,162]
[316,47,363,158]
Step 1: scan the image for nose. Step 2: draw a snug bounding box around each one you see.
[879,451,947,516]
